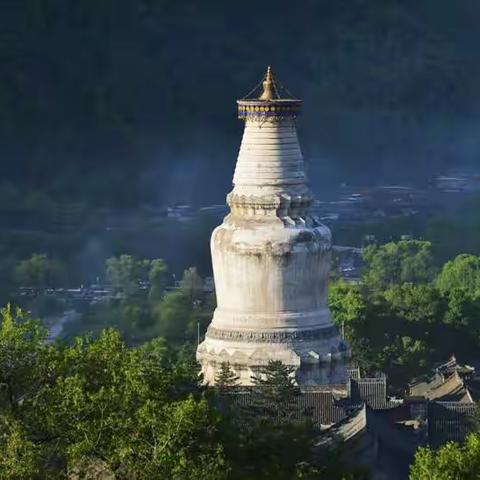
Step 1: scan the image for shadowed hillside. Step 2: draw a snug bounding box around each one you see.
[1,0,479,207]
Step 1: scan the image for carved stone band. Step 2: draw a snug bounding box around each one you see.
[206,326,339,343]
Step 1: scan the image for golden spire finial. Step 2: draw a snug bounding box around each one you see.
[259,65,277,100]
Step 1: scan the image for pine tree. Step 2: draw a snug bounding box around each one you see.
[250,360,301,422]
[215,362,239,393]
[234,361,315,478]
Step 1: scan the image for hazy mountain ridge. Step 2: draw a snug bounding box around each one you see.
[1,0,479,206]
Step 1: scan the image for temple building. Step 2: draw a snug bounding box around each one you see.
[197,67,350,385]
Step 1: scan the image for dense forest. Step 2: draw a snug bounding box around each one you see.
[0,306,366,479]
[1,0,480,208]
[330,241,480,387]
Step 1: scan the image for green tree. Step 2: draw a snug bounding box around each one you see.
[0,304,47,410]
[105,254,150,297]
[0,415,40,479]
[436,254,480,296]
[148,258,168,300]
[439,288,480,359]
[329,280,387,374]
[153,289,192,342]
[181,266,204,301]
[251,361,301,418]
[329,274,445,383]
[99,256,170,340]
[105,253,167,299]
[329,280,366,339]
[185,297,215,344]
[0,309,227,479]
[14,253,65,288]
[231,361,315,480]
[362,240,435,289]
[215,362,239,393]
[0,304,365,479]
[410,433,480,480]
[382,336,431,385]
[384,283,445,324]
[118,302,153,342]
[143,396,228,480]
[443,288,480,330]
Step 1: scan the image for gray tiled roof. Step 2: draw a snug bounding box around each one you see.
[226,371,399,433]
[229,378,396,428]
[296,390,355,425]
[409,371,473,403]
[231,389,353,426]
[350,377,402,410]
[428,401,477,448]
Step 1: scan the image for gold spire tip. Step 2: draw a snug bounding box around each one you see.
[259,65,276,100]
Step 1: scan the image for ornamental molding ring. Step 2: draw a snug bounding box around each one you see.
[238,114,299,122]
[206,326,339,343]
[227,192,313,208]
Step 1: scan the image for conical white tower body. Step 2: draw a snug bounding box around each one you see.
[197,69,350,385]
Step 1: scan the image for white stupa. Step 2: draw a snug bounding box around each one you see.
[197,67,350,385]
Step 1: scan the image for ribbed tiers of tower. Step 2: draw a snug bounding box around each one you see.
[234,121,307,191]
[197,68,350,385]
